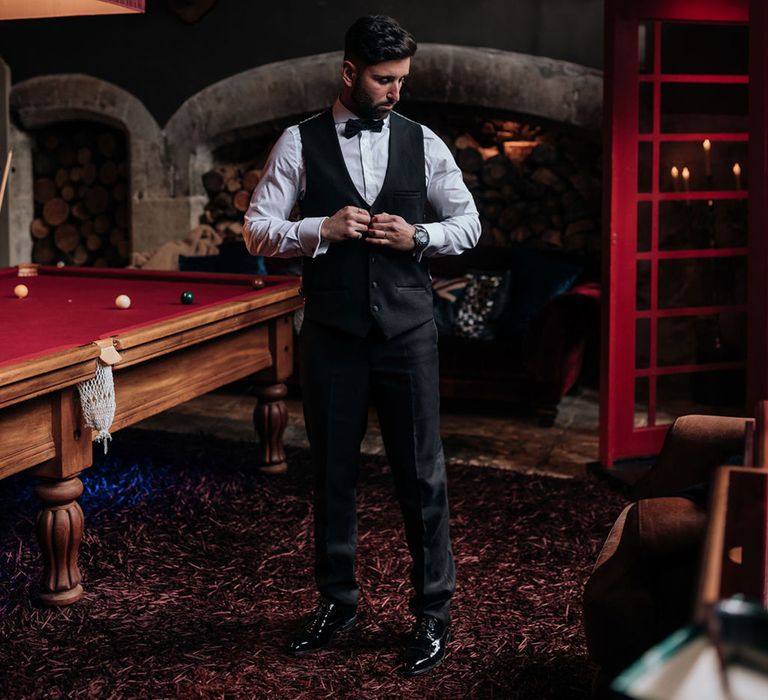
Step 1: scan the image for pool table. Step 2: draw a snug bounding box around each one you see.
[0,264,302,605]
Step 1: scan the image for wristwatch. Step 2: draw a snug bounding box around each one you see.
[412,225,430,256]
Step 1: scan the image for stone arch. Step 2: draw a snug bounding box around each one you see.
[165,44,603,197]
[7,51,603,257]
[10,74,169,252]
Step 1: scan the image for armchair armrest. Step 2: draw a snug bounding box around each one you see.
[631,414,753,500]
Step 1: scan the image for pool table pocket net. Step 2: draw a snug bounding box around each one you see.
[77,345,121,452]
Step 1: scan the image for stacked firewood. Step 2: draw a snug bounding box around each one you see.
[446,119,602,255]
[199,165,262,243]
[31,127,130,267]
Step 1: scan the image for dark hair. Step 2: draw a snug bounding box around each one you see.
[344,15,417,66]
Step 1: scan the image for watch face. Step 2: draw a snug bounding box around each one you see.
[414,227,429,249]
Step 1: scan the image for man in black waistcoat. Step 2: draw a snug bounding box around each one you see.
[243,15,480,676]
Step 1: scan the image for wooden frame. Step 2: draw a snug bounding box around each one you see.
[697,401,768,617]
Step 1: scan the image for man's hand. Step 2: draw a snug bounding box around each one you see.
[321,206,372,242]
[365,213,416,251]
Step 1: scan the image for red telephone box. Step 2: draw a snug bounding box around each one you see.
[600,0,759,466]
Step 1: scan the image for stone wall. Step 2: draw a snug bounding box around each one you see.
[5,46,602,264]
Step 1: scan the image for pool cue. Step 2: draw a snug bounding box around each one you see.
[0,149,12,212]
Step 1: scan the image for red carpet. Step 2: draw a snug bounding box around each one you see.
[0,429,625,699]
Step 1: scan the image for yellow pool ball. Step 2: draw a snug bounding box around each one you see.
[14,284,29,299]
[115,294,132,310]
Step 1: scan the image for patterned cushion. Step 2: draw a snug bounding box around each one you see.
[432,276,471,335]
[454,272,510,339]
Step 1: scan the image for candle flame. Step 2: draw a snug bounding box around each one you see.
[733,163,742,176]
[671,166,679,178]
[703,139,711,151]
[682,167,690,180]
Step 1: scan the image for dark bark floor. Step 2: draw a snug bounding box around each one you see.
[0,429,625,699]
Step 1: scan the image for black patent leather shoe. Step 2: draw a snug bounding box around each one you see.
[287,599,357,655]
[401,615,451,676]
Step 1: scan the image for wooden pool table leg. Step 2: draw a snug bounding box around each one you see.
[253,382,288,474]
[35,476,85,606]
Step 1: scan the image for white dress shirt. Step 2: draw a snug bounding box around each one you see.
[243,99,480,259]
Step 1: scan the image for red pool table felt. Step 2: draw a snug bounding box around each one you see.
[0,266,294,368]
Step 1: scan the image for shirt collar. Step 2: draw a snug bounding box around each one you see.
[332,97,391,130]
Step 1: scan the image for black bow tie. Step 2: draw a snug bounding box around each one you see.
[344,118,385,138]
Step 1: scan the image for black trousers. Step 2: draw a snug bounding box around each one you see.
[299,317,456,623]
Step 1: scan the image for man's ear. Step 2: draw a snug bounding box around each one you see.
[341,60,358,88]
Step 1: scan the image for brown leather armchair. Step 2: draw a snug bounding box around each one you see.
[583,414,751,689]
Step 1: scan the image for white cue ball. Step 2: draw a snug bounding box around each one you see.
[115,294,131,309]
[14,284,29,299]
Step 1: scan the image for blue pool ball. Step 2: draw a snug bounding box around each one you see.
[180,291,194,305]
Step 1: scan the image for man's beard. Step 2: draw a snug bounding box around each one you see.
[351,83,395,120]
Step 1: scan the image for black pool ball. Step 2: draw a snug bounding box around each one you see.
[180,291,194,305]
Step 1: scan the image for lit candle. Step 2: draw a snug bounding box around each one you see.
[671,165,679,191]
[703,139,712,177]
[733,162,742,190]
[682,166,690,192]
